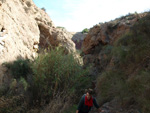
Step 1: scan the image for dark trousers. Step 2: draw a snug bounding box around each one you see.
[79,110,88,113]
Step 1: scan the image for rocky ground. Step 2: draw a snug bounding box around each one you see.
[90,100,140,113]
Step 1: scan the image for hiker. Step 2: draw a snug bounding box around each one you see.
[76,89,103,113]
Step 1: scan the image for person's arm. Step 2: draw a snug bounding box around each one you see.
[93,98,104,112]
[76,95,84,112]
[93,98,100,109]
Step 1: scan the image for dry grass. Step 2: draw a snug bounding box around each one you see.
[42,96,72,113]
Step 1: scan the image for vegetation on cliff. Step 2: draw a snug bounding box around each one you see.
[96,13,150,112]
[82,28,89,34]
[1,8,150,113]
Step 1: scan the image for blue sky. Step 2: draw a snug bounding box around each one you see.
[33,0,150,32]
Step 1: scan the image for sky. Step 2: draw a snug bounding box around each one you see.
[33,0,150,32]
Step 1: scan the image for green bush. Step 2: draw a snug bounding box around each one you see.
[111,13,150,68]
[127,70,150,112]
[0,85,8,97]
[114,33,150,64]
[19,77,28,91]
[4,59,31,79]
[1,48,91,112]
[96,70,127,105]
[31,47,90,105]
[56,26,65,30]
[82,28,89,34]
[41,7,46,11]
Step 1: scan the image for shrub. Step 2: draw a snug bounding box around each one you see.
[41,7,46,11]
[82,28,89,34]
[10,79,17,90]
[57,26,65,30]
[31,47,90,105]
[19,77,28,91]
[4,59,31,79]
[112,16,150,67]
[127,70,150,112]
[96,70,127,105]
[0,85,8,97]
[1,48,91,112]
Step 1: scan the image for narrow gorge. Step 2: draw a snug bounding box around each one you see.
[0,0,150,113]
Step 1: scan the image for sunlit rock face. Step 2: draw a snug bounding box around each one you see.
[0,0,76,84]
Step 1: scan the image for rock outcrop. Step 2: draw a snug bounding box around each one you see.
[0,0,75,84]
[38,26,75,53]
[71,32,87,50]
[82,12,148,75]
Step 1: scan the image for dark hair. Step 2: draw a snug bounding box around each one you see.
[85,88,94,95]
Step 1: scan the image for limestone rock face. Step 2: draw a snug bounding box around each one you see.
[0,0,39,63]
[39,26,75,53]
[0,0,76,84]
[82,13,148,75]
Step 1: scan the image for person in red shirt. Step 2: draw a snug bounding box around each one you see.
[76,89,103,113]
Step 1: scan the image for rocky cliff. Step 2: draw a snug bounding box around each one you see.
[0,0,75,84]
[82,12,150,112]
[82,12,148,75]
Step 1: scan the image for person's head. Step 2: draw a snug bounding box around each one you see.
[85,88,93,100]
